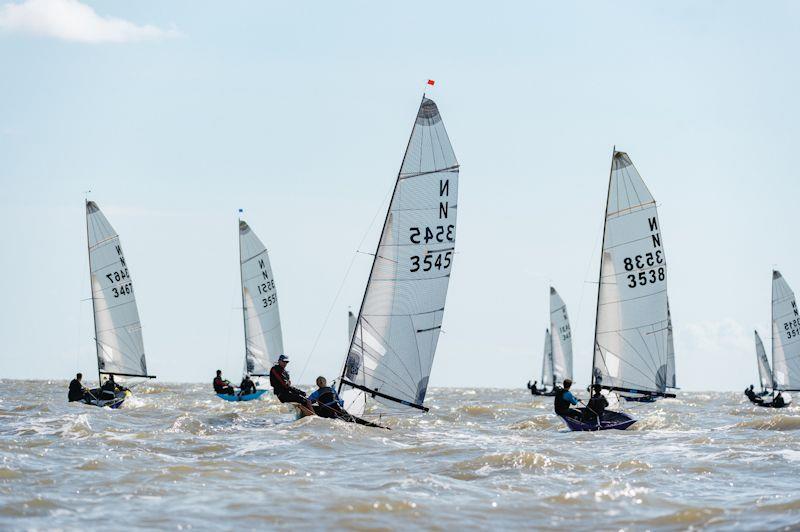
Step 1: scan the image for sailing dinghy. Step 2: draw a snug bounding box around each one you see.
[530,288,573,396]
[561,151,674,431]
[755,271,798,408]
[217,219,282,402]
[84,201,156,408]
[332,95,459,427]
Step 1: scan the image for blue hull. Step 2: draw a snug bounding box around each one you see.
[216,390,267,402]
[560,408,636,431]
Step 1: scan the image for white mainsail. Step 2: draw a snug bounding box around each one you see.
[754,330,773,391]
[339,96,458,417]
[86,201,153,384]
[239,220,283,376]
[592,151,671,396]
[771,270,800,391]
[550,287,573,383]
[665,302,676,389]
[540,329,553,388]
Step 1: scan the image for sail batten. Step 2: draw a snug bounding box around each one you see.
[85,201,151,383]
[339,96,458,416]
[592,152,670,395]
[238,220,283,377]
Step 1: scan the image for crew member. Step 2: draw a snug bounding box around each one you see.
[307,376,344,418]
[269,355,311,407]
[774,392,786,407]
[554,378,581,420]
[239,374,256,396]
[583,384,609,423]
[101,374,126,398]
[213,370,235,395]
[68,373,89,402]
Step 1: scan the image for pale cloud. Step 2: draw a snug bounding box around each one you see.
[0,0,180,43]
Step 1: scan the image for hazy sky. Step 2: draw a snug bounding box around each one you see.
[1,1,798,390]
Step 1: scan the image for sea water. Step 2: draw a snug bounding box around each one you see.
[1,381,798,530]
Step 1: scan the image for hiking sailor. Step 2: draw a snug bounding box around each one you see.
[554,378,581,420]
[269,355,311,407]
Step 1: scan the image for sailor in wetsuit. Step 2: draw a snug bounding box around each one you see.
[773,392,786,407]
[239,374,256,396]
[101,374,127,398]
[583,384,609,423]
[554,378,581,420]
[68,373,89,402]
[307,377,344,418]
[744,384,762,404]
[213,370,235,395]
[269,355,311,407]
[528,380,541,395]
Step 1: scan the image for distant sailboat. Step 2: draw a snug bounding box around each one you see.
[336,95,459,423]
[218,219,281,401]
[754,330,773,395]
[562,151,673,431]
[529,288,572,396]
[84,201,155,408]
[755,270,798,408]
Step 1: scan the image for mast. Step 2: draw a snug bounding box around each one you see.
[590,147,617,389]
[771,270,776,398]
[337,94,425,394]
[85,200,102,386]
[238,216,249,376]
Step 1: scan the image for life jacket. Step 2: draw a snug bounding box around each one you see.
[213,377,226,393]
[553,386,571,415]
[315,387,338,406]
[270,365,290,393]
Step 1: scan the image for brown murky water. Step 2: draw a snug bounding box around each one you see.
[1,381,799,530]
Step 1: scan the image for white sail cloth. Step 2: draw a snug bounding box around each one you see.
[772,270,800,391]
[754,330,773,390]
[593,152,670,395]
[550,287,573,383]
[541,329,553,387]
[86,201,149,381]
[665,303,676,389]
[340,97,458,415]
[239,220,283,376]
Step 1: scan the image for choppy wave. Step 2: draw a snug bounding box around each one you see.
[0,383,799,529]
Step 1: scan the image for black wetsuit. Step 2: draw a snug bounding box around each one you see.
[744,388,762,404]
[583,393,608,422]
[68,379,87,402]
[269,365,306,404]
[774,394,786,407]
[239,378,256,395]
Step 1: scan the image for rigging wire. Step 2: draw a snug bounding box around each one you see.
[297,187,394,383]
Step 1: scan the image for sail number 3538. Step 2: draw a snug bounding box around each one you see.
[623,251,665,288]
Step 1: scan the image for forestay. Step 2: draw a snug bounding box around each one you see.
[754,330,773,390]
[550,287,573,383]
[86,201,151,383]
[592,152,671,396]
[239,220,283,376]
[339,96,458,417]
[541,329,553,388]
[771,270,800,391]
